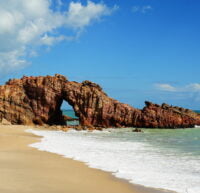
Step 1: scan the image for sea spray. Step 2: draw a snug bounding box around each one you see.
[27,128,200,193]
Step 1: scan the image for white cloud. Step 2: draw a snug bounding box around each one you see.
[155,83,177,92]
[0,0,117,73]
[155,83,200,92]
[0,48,27,73]
[154,83,200,106]
[40,34,75,46]
[66,1,118,29]
[132,5,152,13]
[186,83,200,92]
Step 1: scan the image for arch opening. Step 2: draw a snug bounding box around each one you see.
[61,100,79,126]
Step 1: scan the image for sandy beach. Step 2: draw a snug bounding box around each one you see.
[0,125,173,193]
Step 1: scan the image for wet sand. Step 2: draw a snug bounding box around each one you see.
[0,125,174,193]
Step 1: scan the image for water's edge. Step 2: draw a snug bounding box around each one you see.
[26,128,200,193]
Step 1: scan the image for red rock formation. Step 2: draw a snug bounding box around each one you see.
[1,74,67,125]
[0,74,200,128]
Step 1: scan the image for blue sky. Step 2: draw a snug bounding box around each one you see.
[0,0,200,109]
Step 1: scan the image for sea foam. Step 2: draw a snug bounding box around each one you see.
[27,129,200,193]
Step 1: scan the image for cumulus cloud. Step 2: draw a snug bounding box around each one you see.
[0,0,117,73]
[66,1,118,29]
[132,5,152,13]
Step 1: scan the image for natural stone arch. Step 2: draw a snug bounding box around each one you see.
[0,74,200,128]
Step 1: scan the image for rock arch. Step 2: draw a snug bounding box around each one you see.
[0,74,200,128]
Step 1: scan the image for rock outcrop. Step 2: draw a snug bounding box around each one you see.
[0,74,200,128]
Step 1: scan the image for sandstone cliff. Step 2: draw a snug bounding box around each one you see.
[0,74,199,128]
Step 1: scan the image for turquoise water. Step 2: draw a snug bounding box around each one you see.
[62,109,200,156]
[139,128,200,156]
[194,110,200,114]
[62,109,78,119]
[28,127,200,193]
[50,109,200,192]
[62,109,79,126]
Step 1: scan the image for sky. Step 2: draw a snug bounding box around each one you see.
[0,0,200,109]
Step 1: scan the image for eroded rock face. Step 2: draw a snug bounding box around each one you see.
[1,74,67,125]
[0,74,200,128]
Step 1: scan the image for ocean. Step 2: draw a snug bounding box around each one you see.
[27,110,200,193]
[62,110,79,126]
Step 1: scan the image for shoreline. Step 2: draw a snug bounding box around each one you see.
[0,125,175,193]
